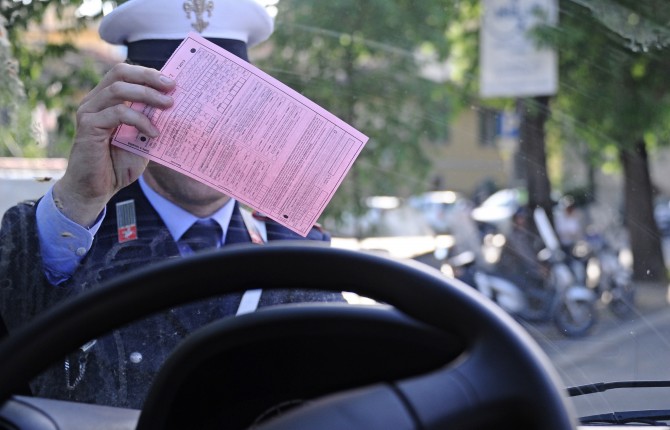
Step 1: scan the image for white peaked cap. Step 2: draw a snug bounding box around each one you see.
[99,0,274,47]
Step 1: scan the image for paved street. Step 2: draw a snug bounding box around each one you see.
[519,283,670,419]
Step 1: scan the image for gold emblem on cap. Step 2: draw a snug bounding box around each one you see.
[183,0,214,33]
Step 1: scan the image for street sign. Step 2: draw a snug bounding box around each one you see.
[480,0,558,98]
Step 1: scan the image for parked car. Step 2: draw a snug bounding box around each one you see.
[471,187,527,234]
[330,196,454,268]
[406,190,472,234]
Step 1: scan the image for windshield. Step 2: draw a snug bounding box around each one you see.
[2,0,670,425]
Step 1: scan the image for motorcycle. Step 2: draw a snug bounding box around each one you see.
[445,208,598,337]
[445,243,597,337]
[443,250,528,317]
[579,235,635,319]
[530,208,599,337]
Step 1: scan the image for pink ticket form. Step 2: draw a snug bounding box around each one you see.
[111,32,369,236]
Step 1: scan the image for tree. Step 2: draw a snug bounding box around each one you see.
[518,95,554,225]
[1,0,104,157]
[255,0,457,228]
[544,0,670,283]
[447,0,669,283]
[0,12,26,154]
[444,0,556,228]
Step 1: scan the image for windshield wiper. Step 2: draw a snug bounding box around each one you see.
[568,380,670,396]
[568,381,670,426]
[579,409,670,426]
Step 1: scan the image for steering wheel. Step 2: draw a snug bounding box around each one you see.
[0,243,577,429]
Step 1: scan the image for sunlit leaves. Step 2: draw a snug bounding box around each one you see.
[256,0,456,221]
[1,0,105,157]
[545,0,670,152]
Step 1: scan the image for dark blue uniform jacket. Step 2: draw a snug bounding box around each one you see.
[0,181,341,408]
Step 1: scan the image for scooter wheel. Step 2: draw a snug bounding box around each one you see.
[554,299,597,337]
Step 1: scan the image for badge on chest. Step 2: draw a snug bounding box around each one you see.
[116,200,138,243]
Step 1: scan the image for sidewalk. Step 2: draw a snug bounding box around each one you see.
[633,281,670,313]
[545,281,670,370]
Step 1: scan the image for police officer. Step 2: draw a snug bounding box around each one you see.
[0,0,342,408]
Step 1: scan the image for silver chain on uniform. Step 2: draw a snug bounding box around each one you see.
[64,339,97,390]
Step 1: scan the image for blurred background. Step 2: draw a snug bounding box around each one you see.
[3,0,670,290]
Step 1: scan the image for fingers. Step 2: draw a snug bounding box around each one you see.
[80,63,175,116]
[81,80,175,117]
[76,63,176,140]
[84,63,174,104]
[77,103,162,140]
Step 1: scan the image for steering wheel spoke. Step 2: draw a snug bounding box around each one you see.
[253,383,419,430]
[395,348,542,429]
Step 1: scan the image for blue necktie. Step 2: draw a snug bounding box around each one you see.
[224,206,252,244]
[180,220,222,253]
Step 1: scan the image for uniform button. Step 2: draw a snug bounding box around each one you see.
[75,247,87,256]
[130,352,143,363]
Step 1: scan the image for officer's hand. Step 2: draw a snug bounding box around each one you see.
[54,63,175,227]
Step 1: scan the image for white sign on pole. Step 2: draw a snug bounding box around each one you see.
[480,0,558,98]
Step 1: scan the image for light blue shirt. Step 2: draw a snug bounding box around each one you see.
[136,176,234,253]
[36,175,236,285]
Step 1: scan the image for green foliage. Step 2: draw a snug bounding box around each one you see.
[256,0,457,220]
[1,0,104,157]
[542,0,670,157]
[0,15,23,107]
[0,13,30,156]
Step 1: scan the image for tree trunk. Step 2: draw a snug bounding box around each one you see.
[518,96,554,226]
[620,140,668,284]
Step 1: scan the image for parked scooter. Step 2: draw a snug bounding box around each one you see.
[446,208,598,337]
[579,234,635,319]
[443,250,528,317]
[530,208,599,337]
